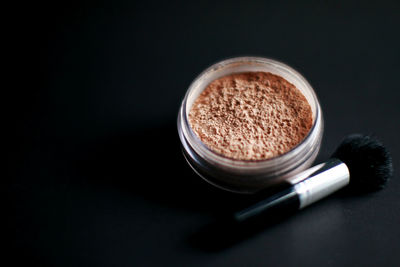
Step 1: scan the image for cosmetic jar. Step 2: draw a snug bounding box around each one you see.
[177,57,323,194]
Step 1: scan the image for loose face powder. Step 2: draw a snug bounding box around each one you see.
[188,72,313,161]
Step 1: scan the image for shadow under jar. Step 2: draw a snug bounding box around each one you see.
[177,57,324,194]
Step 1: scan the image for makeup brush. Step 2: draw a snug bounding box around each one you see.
[230,134,393,224]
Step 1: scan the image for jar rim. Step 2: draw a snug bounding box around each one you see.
[180,56,322,171]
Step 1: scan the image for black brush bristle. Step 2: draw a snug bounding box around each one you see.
[332,134,393,192]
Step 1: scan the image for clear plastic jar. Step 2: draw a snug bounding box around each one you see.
[177,57,323,194]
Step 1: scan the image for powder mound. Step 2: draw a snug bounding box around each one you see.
[188,72,313,161]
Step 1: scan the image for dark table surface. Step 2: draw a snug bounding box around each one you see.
[10,1,400,266]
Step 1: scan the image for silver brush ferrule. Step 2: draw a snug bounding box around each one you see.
[288,159,350,209]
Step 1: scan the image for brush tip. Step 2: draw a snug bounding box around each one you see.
[332,134,393,192]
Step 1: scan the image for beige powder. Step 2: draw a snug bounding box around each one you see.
[188,72,313,161]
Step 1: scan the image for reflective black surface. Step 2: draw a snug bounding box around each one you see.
[10,1,400,266]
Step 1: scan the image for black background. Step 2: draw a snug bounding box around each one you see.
[10,1,400,266]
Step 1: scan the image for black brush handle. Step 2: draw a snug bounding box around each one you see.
[232,186,300,224]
